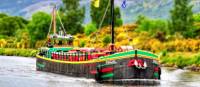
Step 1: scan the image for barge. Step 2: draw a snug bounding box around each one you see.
[36,0,161,85]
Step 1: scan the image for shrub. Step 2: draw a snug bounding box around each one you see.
[79,40,86,47]
[136,17,169,37]
[84,23,97,36]
[176,56,190,68]
[161,52,200,68]
[0,48,37,57]
[193,13,200,22]
[103,35,111,46]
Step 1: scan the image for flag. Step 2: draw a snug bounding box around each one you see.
[92,0,100,8]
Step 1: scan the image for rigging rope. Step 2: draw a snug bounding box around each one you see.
[47,11,53,37]
[57,11,67,35]
[44,10,54,47]
[47,6,67,37]
[91,0,110,47]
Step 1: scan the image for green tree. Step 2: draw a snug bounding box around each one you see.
[27,12,51,47]
[0,13,8,18]
[136,16,169,35]
[170,0,194,38]
[0,15,27,36]
[60,0,85,35]
[90,0,122,28]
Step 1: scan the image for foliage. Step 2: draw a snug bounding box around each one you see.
[84,22,97,36]
[0,39,7,48]
[170,0,194,38]
[165,39,200,52]
[192,14,200,37]
[0,48,37,57]
[27,12,51,47]
[35,40,46,48]
[193,13,200,22]
[103,35,111,46]
[136,16,169,41]
[116,33,127,41]
[161,52,200,68]
[0,13,28,36]
[80,40,86,47]
[60,0,85,35]
[15,29,30,48]
[90,0,122,28]
[15,29,29,41]
[0,13,8,18]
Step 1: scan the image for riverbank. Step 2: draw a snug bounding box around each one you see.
[0,48,37,57]
[161,52,200,72]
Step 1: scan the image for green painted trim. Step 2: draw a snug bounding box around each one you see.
[99,50,158,60]
[101,73,114,78]
[154,72,159,78]
[137,50,158,59]
[37,63,45,68]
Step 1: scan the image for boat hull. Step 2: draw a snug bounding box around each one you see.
[36,55,161,81]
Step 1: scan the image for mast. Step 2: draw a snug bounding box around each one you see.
[111,0,115,51]
[53,6,56,35]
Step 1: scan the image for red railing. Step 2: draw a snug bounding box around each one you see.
[51,52,107,61]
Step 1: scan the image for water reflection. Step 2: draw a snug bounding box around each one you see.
[0,56,200,87]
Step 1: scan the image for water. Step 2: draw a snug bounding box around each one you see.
[0,56,200,87]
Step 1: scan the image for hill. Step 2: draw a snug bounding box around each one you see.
[1,0,200,24]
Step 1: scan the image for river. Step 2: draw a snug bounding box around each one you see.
[0,56,200,87]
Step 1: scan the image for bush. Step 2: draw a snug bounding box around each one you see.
[176,56,190,68]
[161,52,200,68]
[103,35,111,46]
[0,48,37,57]
[84,23,97,36]
[79,40,86,47]
[136,16,169,37]
[194,13,200,22]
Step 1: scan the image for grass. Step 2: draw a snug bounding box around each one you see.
[161,52,200,68]
[0,48,37,57]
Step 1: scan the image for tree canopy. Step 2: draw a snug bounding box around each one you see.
[60,0,85,35]
[27,12,51,47]
[0,13,27,37]
[170,0,194,38]
[90,0,122,28]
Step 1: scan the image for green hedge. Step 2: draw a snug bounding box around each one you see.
[0,48,37,57]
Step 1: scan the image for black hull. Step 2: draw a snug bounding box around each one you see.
[37,57,98,78]
[36,56,161,85]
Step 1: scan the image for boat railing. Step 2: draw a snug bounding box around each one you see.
[41,50,107,62]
